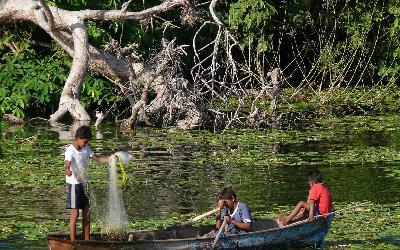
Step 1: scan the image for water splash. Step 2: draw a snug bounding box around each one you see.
[101,152,131,239]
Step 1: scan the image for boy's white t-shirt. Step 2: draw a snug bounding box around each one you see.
[64,144,94,184]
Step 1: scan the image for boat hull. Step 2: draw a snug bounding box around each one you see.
[48,213,334,250]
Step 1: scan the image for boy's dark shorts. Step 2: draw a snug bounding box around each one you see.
[66,183,89,209]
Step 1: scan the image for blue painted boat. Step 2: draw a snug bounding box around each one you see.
[48,213,334,249]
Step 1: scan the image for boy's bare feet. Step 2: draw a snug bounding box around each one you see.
[276,216,289,227]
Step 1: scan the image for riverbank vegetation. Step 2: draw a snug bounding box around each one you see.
[1,0,399,129]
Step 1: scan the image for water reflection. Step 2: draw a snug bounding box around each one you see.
[49,121,104,140]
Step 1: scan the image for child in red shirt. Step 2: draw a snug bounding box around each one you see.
[280,170,332,226]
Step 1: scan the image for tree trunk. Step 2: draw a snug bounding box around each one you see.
[0,0,203,128]
[49,20,90,122]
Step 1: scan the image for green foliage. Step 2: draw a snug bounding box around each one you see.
[0,43,124,118]
[0,51,65,118]
[0,18,125,118]
[222,0,400,89]
[228,0,276,51]
[80,76,123,110]
[377,1,400,83]
[86,21,113,46]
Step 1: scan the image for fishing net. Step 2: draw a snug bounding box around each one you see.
[101,151,132,239]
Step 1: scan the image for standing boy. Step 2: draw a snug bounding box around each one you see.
[280,170,332,226]
[215,187,253,234]
[65,125,113,241]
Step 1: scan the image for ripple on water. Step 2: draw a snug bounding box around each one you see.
[1,120,400,248]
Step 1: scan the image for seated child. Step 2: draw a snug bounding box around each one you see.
[280,170,332,226]
[215,187,253,234]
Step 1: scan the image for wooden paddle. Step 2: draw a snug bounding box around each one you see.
[212,219,227,249]
[166,207,220,229]
[180,207,220,226]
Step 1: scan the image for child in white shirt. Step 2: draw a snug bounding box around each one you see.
[65,125,114,241]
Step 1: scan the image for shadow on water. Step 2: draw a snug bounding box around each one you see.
[0,238,47,250]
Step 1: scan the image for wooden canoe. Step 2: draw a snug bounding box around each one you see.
[48,213,334,250]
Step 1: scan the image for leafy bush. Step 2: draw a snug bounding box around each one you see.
[0,51,65,118]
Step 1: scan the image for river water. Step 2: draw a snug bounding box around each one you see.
[0,116,399,249]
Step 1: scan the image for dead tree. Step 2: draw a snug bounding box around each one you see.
[191,0,283,130]
[0,0,284,130]
[0,0,203,129]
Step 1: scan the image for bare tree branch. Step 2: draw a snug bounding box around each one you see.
[37,0,55,31]
[78,0,190,21]
[121,0,134,12]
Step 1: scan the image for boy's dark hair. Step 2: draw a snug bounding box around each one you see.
[218,186,237,200]
[75,126,92,140]
[308,170,323,183]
